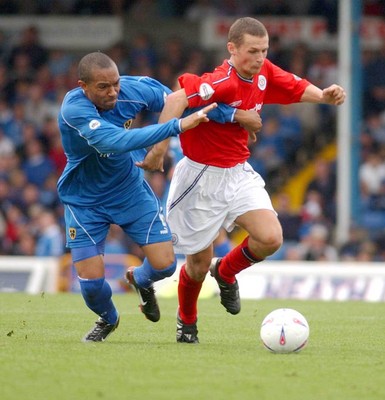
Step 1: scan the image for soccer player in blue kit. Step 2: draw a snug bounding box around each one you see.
[57,52,221,342]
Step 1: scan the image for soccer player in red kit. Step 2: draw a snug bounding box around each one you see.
[141,17,346,343]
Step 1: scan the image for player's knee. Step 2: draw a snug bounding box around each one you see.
[264,232,283,255]
[151,252,175,270]
[250,230,283,257]
[160,259,177,278]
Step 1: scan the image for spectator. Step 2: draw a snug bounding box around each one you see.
[339,225,372,260]
[48,49,74,77]
[277,104,303,163]
[129,33,157,73]
[305,158,336,222]
[0,126,15,157]
[275,192,302,243]
[0,62,11,100]
[265,35,289,69]
[34,208,64,257]
[14,230,36,256]
[299,223,338,261]
[251,116,286,178]
[21,138,55,188]
[8,25,48,71]
[307,50,339,129]
[363,112,385,146]
[23,82,58,129]
[299,189,327,239]
[359,151,385,207]
[159,36,187,75]
[2,204,28,254]
[364,43,385,115]
[106,41,130,74]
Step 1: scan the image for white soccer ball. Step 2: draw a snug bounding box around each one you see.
[260,308,309,353]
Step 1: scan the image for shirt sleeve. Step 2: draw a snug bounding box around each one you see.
[61,99,180,154]
[263,60,311,104]
[178,72,229,107]
[182,103,236,123]
[135,76,172,112]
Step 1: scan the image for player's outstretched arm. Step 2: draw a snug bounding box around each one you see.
[300,83,346,106]
[179,102,218,131]
[136,101,218,171]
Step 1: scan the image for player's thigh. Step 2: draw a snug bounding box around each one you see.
[235,209,283,244]
[64,204,110,248]
[118,185,171,246]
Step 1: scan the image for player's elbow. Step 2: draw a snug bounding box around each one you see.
[166,89,188,110]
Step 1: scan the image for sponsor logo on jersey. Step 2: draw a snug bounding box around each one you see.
[124,119,133,129]
[258,75,267,90]
[230,100,242,107]
[250,103,263,111]
[69,227,76,240]
[89,119,101,130]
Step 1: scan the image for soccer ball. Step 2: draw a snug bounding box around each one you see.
[260,308,309,353]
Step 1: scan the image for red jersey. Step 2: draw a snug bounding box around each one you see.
[178,59,311,167]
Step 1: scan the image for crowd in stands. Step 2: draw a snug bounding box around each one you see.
[1,1,385,262]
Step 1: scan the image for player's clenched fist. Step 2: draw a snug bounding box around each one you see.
[322,84,346,106]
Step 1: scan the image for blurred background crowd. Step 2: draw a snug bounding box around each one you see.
[0,0,385,262]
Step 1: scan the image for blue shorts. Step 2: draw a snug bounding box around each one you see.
[63,181,171,250]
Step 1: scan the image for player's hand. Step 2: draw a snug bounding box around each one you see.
[322,84,346,106]
[135,147,165,171]
[180,103,218,132]
[235,109,262,142]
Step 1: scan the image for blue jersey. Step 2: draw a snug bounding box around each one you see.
[57,76,178,207]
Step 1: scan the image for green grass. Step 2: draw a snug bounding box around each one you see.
[1,293,384,400]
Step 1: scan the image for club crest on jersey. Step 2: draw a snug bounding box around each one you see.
[199,83,215,100]
[124,119,133,129]
[69,227,76,240]
[258,75,267,91]
[172,233,178,245]
[89,119,101,130]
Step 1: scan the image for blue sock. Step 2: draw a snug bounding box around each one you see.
[214,239,232,257]
[79,277,118,325]
[133,258,177,289]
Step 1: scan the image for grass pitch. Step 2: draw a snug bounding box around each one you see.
[1,292,384,400]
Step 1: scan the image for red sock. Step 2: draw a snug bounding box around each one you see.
[178,264,202,324]
[219,236,263,284]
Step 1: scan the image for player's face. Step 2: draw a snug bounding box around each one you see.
[79,66,120,111]
[228,33,269,79]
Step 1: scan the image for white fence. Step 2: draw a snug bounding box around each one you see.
[1,257,385,302]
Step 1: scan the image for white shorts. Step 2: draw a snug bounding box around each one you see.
[166,157,275,255]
